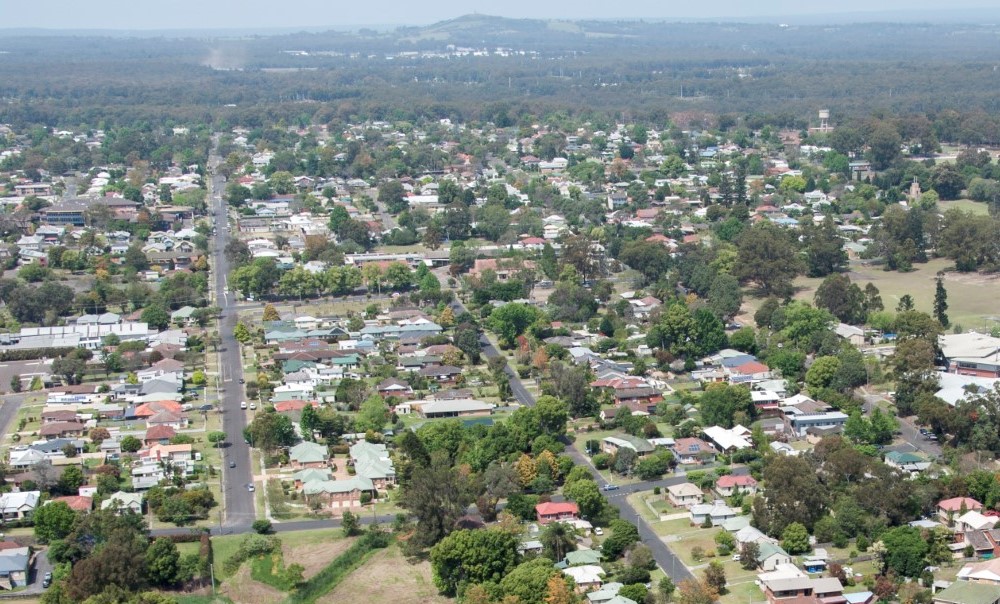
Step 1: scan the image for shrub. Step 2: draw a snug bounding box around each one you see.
[222,534,281,574]
[252,519,273,534]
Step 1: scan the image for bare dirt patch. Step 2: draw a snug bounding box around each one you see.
[317,544,450,604]
[220,564,285,604]
[284,537,356,580]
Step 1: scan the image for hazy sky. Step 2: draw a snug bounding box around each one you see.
[3,0,995,30]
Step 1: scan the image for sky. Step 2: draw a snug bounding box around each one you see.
[2,0,995,30]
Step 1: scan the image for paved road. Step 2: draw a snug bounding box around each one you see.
[449,297,694,582]
[0,393,29,443]
[861,391,942,458]
[208,140,255,526]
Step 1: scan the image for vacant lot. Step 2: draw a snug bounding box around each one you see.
[317,543,449,604]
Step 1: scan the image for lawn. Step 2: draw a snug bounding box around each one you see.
[719,577,764,604]
[790,257,1000,330]
[938,198,990,216]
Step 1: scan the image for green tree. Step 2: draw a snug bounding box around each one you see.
[400,451,477,549]
[703,560,727,595]
[141,304,170,331]
[564,478,606,522]
[146,538,181,587]
[803,217,848,277]
[733,222,804,298]
[356,395,389,432]
[33,501,76,543]
[58,465,85,494]
[933,276,949,328]
[243,412,297,456]
[602,519,640,560]
[699,383,753,428]
[541,521,577,561]
[815,274,865,324]
[120,435,142,453]
[487,303,542,347]
[341,511,360,536]
[499,557,563,604]
[781,522,811,555]
[805,356,841,396]
[430,528,519,596]
[707,273,743,320]
[878,526,930,577]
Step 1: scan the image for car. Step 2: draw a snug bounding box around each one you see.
[42,572,52,588]
[249,403,257,410]
[229,460,236,468]
[926,434,938,441]
[240,401,248,410]
[732,554,741,561]
[602,484,620,491]
[593,527,604,536]
[247,483,255,492]
[238,378,245,384]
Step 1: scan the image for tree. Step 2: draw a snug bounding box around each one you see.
[499,557,563,604]
[878,526,930,577]
[430,528,519,596]
[233,321,252,344]
[89,427,110,445]
[753,455,828,535]
[341,511,360,536]
[487,303,542,347]
[58,465,85,494]
[120,435,142,453]
[541,521,577,561]
[815,274,866,324]
[739,541,761,570]
[707,273,743,320]
[33,500,76,543]
[781,522,811,555]
[356,395,389,432]
[544,573,575,604]
[703,560,727,595]
[146,538,181,587]
[934,276,949,328]
[65,528,148,601]
[8,375,20,393]
[699,383,753,428]
[207,431,226,448]
[868,122,902,169]
[252,519,273,534]
[262,303,280,322]
[244,412,297,456]
[805,356,841,396]
[675,579,719,604]
[733,222,804,298]
[564,479,607,522]
[141,304,170,331]
[803,217,848,277]
[602,520,641,560]
[400,451,477,549]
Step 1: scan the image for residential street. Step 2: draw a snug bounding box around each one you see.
[450,296,695,583]
[208,140,255,526]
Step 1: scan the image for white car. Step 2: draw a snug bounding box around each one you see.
[240,401,248,410]
[594,527,604,536]
[249,402,257,410]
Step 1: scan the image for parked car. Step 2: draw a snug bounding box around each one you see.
[229,460,236,468]
[594,527,604,536]
[42,572,52,588]
[249,402,257,410]
[240,401,248,410]
[247,483,255,492]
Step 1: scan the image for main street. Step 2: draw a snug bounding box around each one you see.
[208,140,255,526]
[450,296,695,583]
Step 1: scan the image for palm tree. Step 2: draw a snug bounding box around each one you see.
[541,522,578,561]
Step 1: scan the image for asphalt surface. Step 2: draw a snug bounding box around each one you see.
[208,142,255,526]
[449,298,694,582]
[0,393,29,442]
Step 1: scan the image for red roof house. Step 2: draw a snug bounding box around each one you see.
[535,502,580,525]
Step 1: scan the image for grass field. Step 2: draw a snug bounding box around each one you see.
[938,198,990,216]
[316,542,448,604]
[786,257,1000,330]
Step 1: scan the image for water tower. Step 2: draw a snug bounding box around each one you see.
[818,109,830,132]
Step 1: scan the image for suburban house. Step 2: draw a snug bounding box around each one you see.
[602,435,654,457]
[376,378,413,399]
[702,425,753,452]
[39,421,87,439]
[667,483,704,508]
[884,451,931,474]
[958,559,1000,586]
[0,546,31,589]
[756,542,794,571]
[302,476,375,511]
[412,399,494,419]
[349,441,395,489]
[0,491,40,521]
[715,474,759,498]
[289,442,330,469]
[689,500,737,526]
[761,576,845,604]
[939,497,984,524]
[536,502,580,525]
[51,495,93,513]
[101,491,143,514]
[670,437,716,465]
[562,565,605,592]
[933,581,1000,604]
[939,332,1000,378]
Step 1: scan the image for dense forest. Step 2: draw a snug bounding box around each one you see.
[3,15,1000,129]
